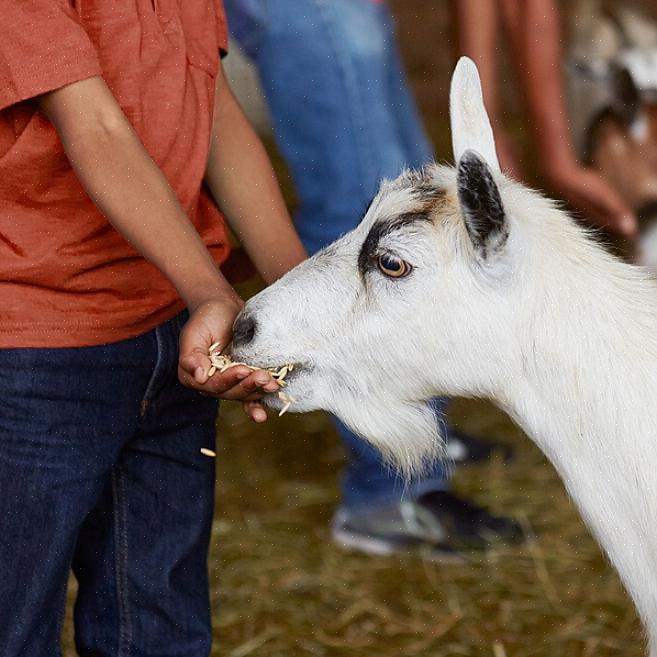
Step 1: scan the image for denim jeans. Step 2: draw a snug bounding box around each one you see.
[225,0,450,510]
[0,312,218,657]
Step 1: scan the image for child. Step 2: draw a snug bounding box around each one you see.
[0,1,305,655]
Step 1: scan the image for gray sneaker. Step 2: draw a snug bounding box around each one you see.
[332,492,523,558]
[331,501,465,563]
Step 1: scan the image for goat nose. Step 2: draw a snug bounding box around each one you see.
[232,312,257,348]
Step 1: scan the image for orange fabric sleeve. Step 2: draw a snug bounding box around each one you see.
[0,0,102,111]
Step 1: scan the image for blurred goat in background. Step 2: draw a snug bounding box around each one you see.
[567,0,657,269]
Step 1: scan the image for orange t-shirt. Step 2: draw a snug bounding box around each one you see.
[0,0,231,348]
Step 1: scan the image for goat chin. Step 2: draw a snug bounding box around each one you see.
[249,356,446,477]
[327,395,446,478]
[260,376,444,478]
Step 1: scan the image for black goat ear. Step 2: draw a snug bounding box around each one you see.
[456,150,508,259]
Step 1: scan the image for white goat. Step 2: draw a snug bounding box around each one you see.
[232,58,657,653]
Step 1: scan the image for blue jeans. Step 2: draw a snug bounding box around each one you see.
[0,313,218,657]
[225,0,450,510]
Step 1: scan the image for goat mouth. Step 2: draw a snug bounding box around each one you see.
[209,350,307,385]
[208,347,312,416]
[231,358,304,378]
[264,362,303,387]
[262,364,310,416]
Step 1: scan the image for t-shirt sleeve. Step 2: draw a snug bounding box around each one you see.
[0,0,102,112]
[215,0,229,58]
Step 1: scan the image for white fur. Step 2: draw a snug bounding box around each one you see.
[232,58,657,653]
[450,57,500,173]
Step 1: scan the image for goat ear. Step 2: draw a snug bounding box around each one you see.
[450,57,501,173]
[457,150,508,257]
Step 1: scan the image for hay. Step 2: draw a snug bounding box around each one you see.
[60,340,642,657]
[201,399,641,656]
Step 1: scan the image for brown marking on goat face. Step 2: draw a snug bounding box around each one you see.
[357,168,455,278]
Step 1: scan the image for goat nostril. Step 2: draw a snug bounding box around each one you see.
[232,312,257,347]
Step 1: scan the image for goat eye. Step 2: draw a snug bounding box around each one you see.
[377,254,411,278]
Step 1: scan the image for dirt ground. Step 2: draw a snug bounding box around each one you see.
[61,1,653,656]
[210,399,643,657]
[63,397,644,657]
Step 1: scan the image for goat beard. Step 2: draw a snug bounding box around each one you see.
[327,394,447,478]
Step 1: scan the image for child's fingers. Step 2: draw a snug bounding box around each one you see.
[202,366,254,394]
[178,323,226,385]
[177,301,240,387]
[179,360,279,401]
[243,401,268,423]
[178,353,212,386]
[178,361,248,392]
[218,370,279,401]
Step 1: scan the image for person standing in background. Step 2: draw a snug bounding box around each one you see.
[224,0,522,558]
[455,0,638,238]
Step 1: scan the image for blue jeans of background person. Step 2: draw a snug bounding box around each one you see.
[0,313,218,657]
[225,0,450,510]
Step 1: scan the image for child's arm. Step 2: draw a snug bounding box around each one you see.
[204,62,308,285]
[38,76,278,415]
[39,77,233,313]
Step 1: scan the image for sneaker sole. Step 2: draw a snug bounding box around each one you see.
[331,526,401,556]
[331,527,466,564]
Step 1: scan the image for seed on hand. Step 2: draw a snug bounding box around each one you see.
[204,347,297,416]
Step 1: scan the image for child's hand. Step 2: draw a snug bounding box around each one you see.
[545,161,638,239]
[178,297,278,420]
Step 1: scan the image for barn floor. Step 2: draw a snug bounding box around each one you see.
[62,395,643,657]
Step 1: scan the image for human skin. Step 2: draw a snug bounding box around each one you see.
[38,59,306,422]
[189,61,309,420]
[453,0,524,180]
[456,0,637,237]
